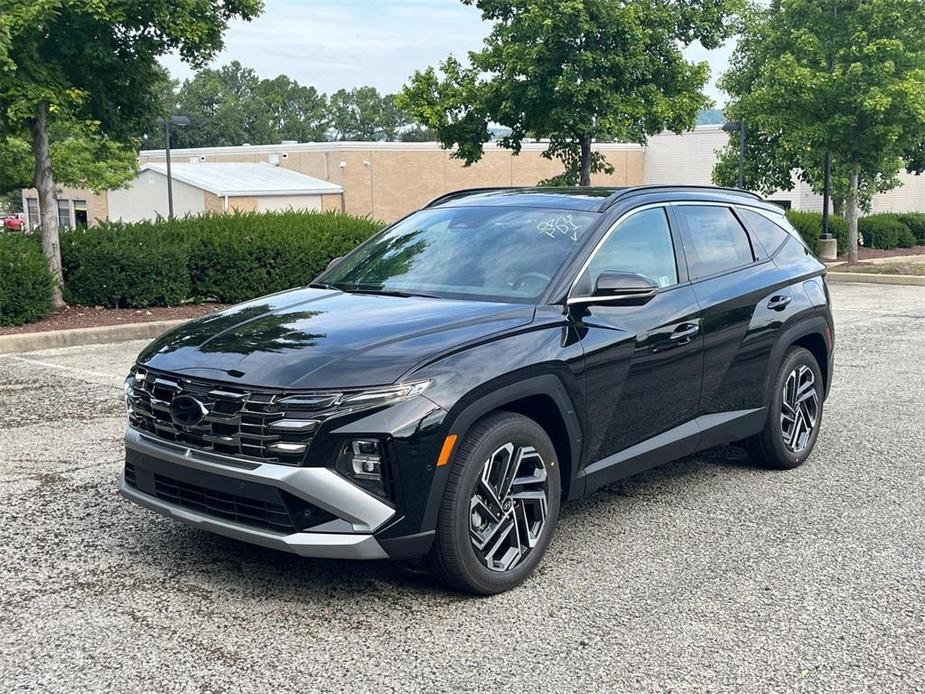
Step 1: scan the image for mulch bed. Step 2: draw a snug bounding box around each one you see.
[0,303,228,336]
[838,245,925,260]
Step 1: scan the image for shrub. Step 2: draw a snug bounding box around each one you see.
[62,225,191,307]
[785,210,850,255]
[858,214,912,250]
[184,211,379,303]
[0,234,53,326]
[896,213,925,245]
[61,211,381,308]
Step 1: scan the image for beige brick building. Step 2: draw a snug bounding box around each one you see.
[23,126,925,228]
[22,140,645,228]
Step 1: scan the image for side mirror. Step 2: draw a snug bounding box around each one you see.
[571,271,659,306]
[325,256,344,272]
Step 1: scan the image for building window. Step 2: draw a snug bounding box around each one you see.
[57,199,71,229]
[25,198,39,231]
[73,199,88,227]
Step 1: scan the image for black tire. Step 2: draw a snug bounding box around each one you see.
[426,411,561,595]
[747,346,824,469]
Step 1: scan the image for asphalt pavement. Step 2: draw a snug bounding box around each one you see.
[1,282,923,692]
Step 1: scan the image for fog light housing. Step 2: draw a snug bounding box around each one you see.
[335,438,389,498]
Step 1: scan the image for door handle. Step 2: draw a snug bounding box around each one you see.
[669,322,700,343]
[767,295,792,311]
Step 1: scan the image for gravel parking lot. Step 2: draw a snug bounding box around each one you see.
[1,282,923,693]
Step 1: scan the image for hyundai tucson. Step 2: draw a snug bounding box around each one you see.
[121,186,834,594]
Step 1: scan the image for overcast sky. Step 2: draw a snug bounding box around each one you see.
[159,0,735,106]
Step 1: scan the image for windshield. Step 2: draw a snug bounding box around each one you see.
[320,206,598,302]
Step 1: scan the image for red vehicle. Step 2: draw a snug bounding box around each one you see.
[3,213,26,231]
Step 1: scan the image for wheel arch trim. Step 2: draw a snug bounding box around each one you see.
[766,315,832,403]
[420,374,584,533]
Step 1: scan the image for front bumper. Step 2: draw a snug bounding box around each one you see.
[121,427,396,560]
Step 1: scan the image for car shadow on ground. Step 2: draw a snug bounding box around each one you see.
[124,444,757,601]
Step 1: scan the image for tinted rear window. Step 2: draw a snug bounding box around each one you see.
[676,206,755,279]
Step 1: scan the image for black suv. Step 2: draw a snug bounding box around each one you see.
[121,186,834,594]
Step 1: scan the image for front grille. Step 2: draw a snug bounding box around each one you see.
[126,369,342,465]
[123,460,334,533]
[153,473,296,532]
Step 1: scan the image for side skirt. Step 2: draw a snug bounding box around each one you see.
[577,407,766,497]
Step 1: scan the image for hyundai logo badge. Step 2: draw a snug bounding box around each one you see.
[169,395,208,427]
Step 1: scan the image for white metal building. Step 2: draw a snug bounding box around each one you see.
[107,162,343,223]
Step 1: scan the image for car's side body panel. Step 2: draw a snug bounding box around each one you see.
[572,284,703,462]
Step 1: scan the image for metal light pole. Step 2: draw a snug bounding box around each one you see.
[155,115,191,219]
[822,152,832,240]
[722,121,745,189]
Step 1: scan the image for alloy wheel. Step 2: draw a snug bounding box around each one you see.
[468,442,549,572]
[780,365,819,454]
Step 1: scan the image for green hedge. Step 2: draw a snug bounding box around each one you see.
[858,214,916,250]
[896,213,925,245]
[62,211,381,307]
[0,234,53,326]
[785,210,849,254]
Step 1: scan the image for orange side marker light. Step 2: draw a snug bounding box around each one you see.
[436,434,458,467]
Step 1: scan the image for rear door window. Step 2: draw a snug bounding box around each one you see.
[676,205,755,279]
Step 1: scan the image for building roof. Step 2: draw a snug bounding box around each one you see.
[140,162,343,197]
[138,139,643,160]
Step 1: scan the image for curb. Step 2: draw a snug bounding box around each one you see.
[826,272,925,286]
[0,319,186,355]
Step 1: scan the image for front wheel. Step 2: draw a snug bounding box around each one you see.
[427,411,561,595]
[747,346,824,469]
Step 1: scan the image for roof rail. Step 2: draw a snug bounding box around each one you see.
[424,187,518,208]
[598,185,764,212]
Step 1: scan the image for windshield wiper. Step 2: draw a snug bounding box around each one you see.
[346,287,439,299]
[307,282,340,291]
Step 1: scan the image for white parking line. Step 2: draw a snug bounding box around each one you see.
[0,354,120,384]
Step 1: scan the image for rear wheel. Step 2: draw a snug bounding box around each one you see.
[747,346,823,469]
[427,411,561,595]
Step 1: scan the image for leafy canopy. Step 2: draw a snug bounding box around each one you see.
[715,0,925,207]
[1,0,263,136]
[400,0,742,184]
[0,0,263,177]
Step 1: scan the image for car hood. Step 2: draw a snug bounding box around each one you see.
[138,288,535,389]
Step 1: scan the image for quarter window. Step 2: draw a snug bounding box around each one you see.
[676,206,755,279]
[737,208,790,255]
[583,207,678,289]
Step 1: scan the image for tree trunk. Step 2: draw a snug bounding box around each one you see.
[832,197,844,217]
[846,166,860,265]
[578,136,592,187]
[29,102,65,307]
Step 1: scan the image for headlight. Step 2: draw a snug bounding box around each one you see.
[338,381,431,409]
[278,380,430,412]
[335,438,389,498]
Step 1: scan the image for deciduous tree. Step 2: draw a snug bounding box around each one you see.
[399,0,741,186]
[0,0,262,305]
[716,0,925,262]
